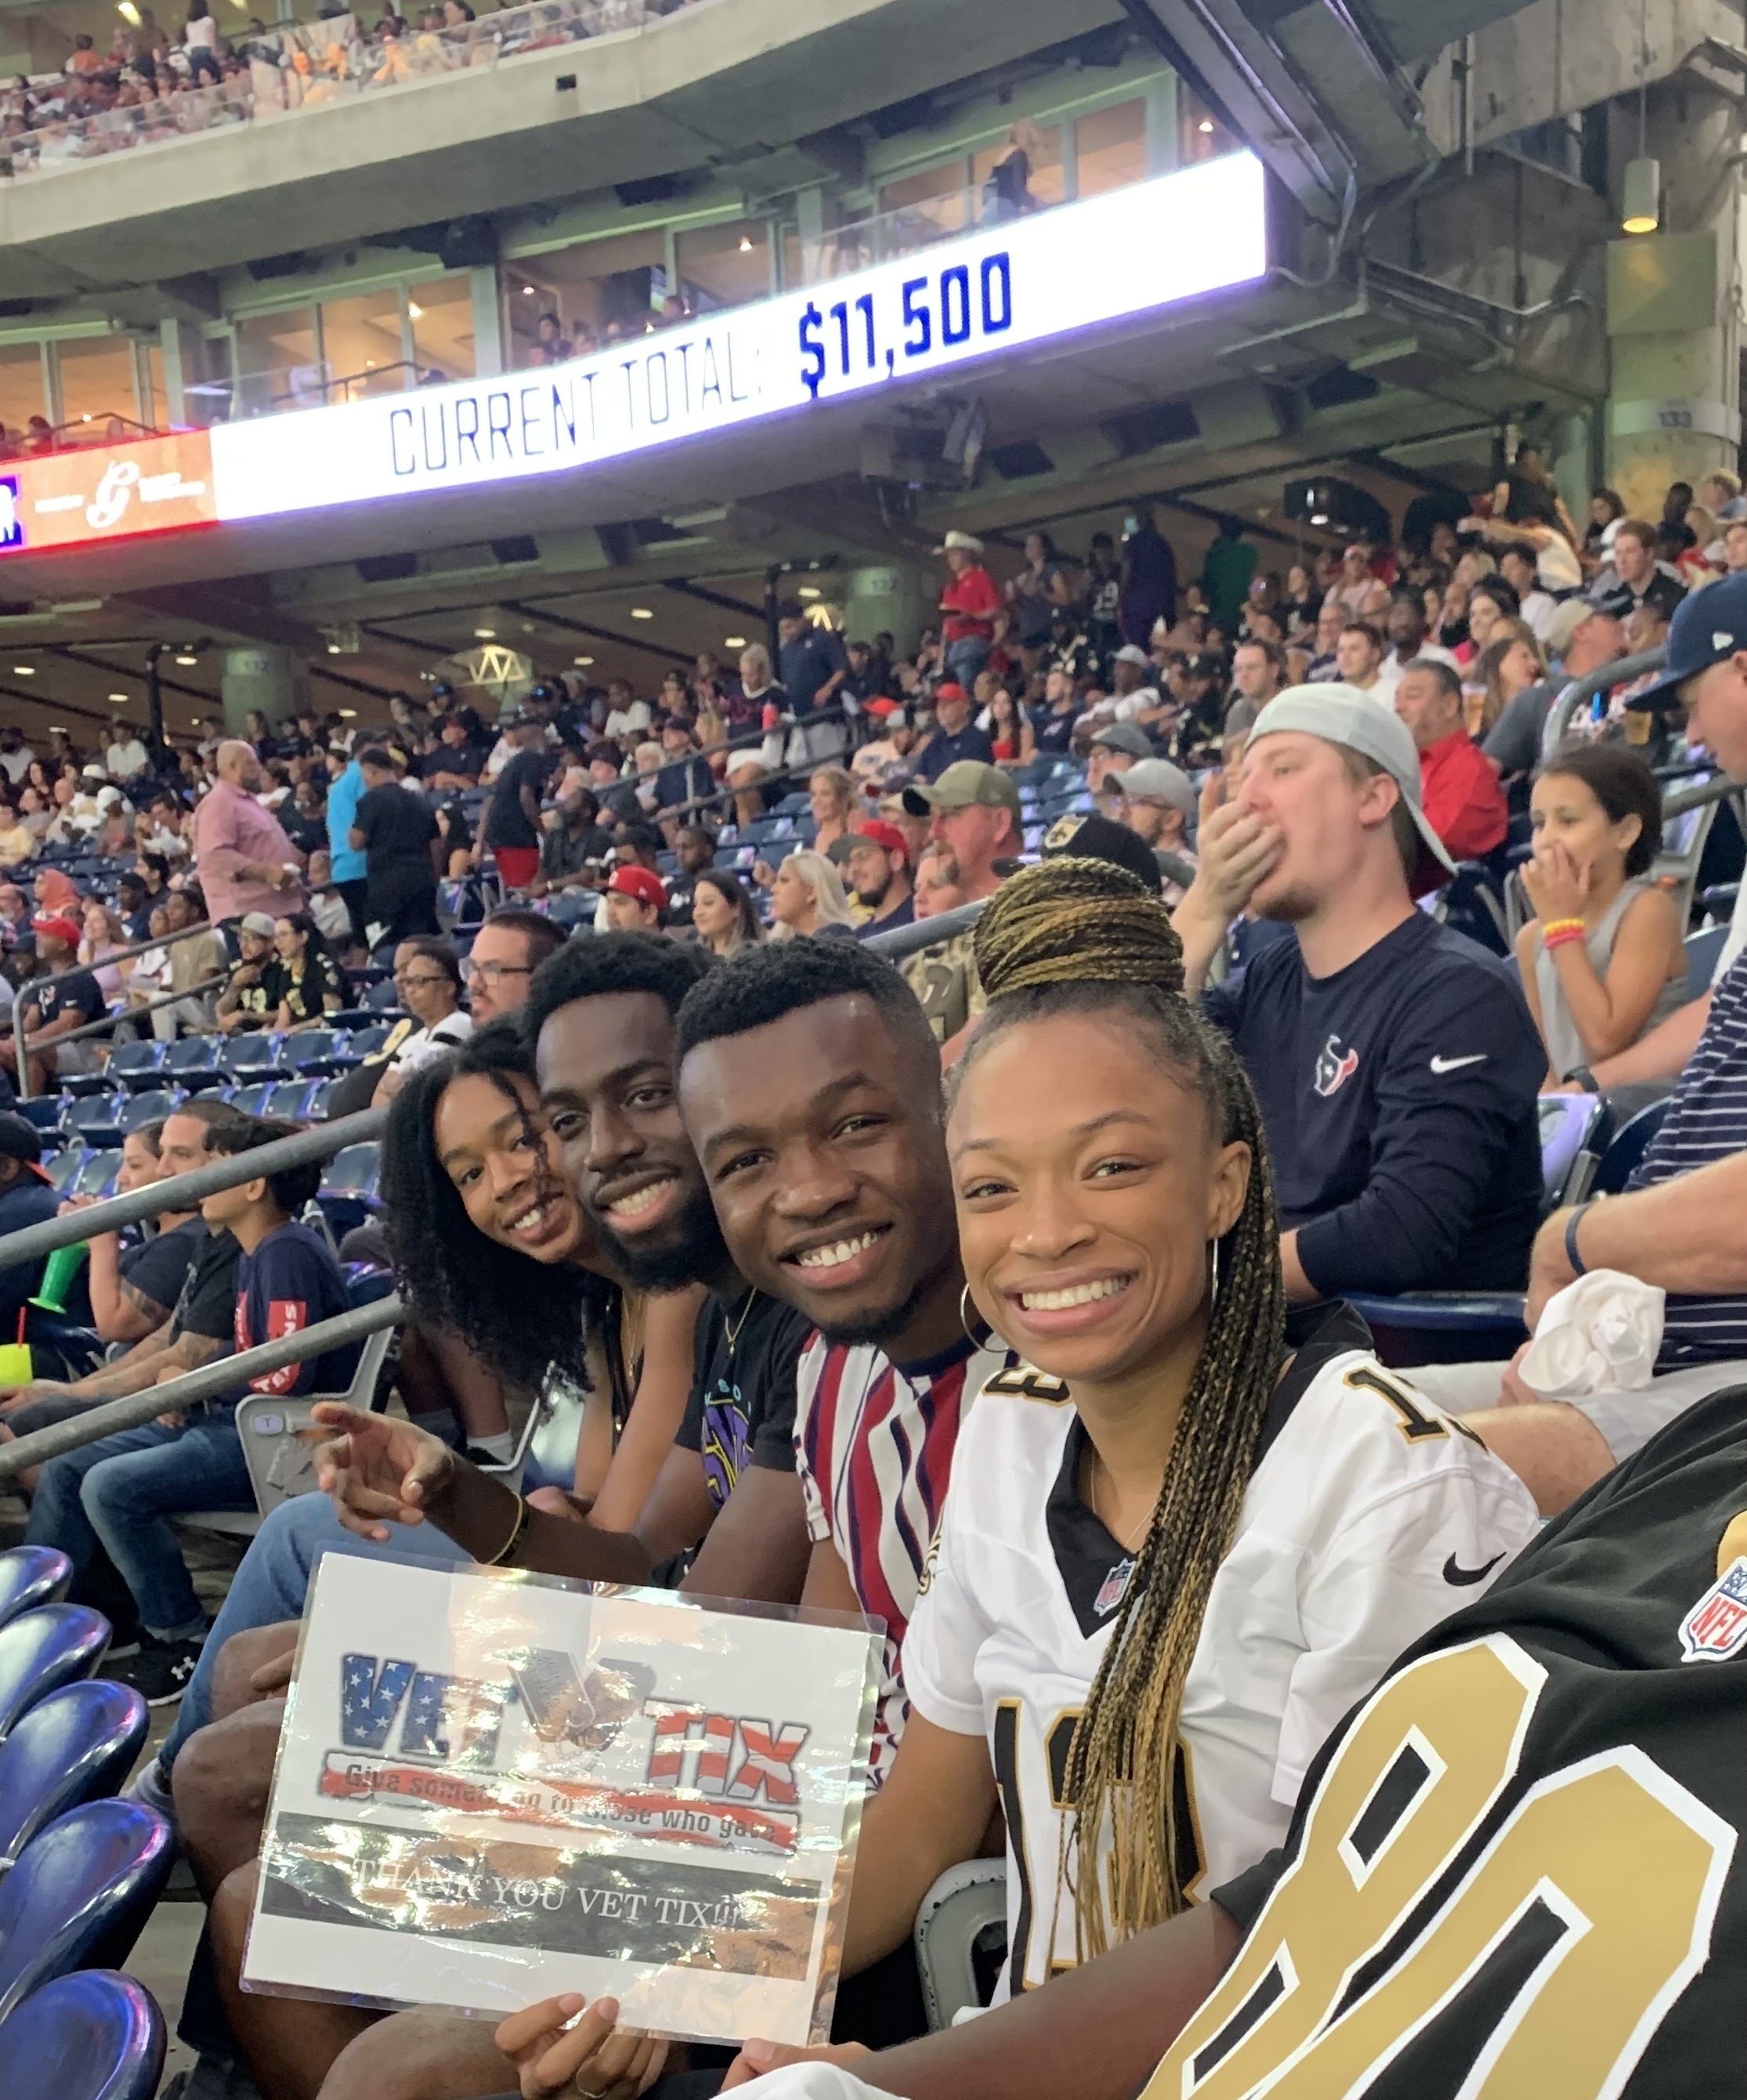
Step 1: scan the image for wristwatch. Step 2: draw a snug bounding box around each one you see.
[1568,1066,1599,1092]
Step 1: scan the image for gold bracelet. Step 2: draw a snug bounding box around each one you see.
[483,1492,530,1567]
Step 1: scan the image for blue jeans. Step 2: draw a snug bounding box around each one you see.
[944,635,991,684]
[27,1413,254,1642]
[157,1491,470,1772]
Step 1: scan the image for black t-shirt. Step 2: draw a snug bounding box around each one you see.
[353,784,437,886]
[485,750,550,850]
[169,1225,241,1342]
[259,949,345,1023]
[119,1214,210,1318]
[1201,911,1544,1294]
[21,969,104,1031]
[1200,1385,1747,2100]
[673,1289,812,1512]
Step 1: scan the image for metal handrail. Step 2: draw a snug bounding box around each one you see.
[1539,645,1667,761]
[0,1108,387,1276]
[6,915,226,1097]
[0,1294,402,1480]
[46,973,229,1047]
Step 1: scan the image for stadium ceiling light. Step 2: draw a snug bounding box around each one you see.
[1622,158,1659,234]
[738,236,753,252]
[12,664,34,675]
[175,654,198,665]
[1310,512,1329,526]
[407,302,424,319]
[724,635,747,649]
[1199,120,1213,134]
[631,607,653,619]
[338,708,359,719]
[798,585,821,599]
[573,655,594,666]
[116,0,142,19]
[109,692,128,702]
[327,643,342,654]
[474,625,497,639]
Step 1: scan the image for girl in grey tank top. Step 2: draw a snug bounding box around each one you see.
[1517,746,1689,1083]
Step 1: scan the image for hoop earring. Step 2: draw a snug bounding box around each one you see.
[960,1283,984,1349]
[1207,1238,1221,1310]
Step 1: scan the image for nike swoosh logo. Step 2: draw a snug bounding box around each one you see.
[1443,1551,1506,1588]
[1429,1054,1488,1074]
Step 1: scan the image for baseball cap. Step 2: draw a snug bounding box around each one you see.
[828,819,908,864]
[238,911,278,937]
[30,914,80,947]
[1088,722,1152,760]
[866,697,903,719]
[81,763,107,781]
[1247,684,1456,878]
[0,1112,50,1185]
[902,762,1022,818]
[607,864,667,911]
[1627,570,1747,712]
[1112,644,1151,668]
[932,682,970,706]
[1545,596,1602,660]
[724,748,765,782]
[1037,811,1162,892]
[1119,758,1198,817]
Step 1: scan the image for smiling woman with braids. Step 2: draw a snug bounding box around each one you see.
[718,856,1539,2082]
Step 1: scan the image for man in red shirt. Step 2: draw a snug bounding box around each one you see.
[936,530,1003,685]
[1394,658,1508,865]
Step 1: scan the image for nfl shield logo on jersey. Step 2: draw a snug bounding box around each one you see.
[1678,1556,1747,1662]
[1094,1557,1134,1617]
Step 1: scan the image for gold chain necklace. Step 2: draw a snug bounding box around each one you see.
[723,1287,758,1352]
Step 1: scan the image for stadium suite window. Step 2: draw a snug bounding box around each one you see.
[56,336,139,432]
[1180,82,1240,164]
[506,228,667,367]
[409,277,475,383]
[971,128,1064,208]
[0,343,47,442]
[1074,98,1145,197]
[320,290,407,397]
[675,221,770,313]
[234,308,322,414]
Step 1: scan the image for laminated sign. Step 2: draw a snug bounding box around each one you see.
[242,1555,880,2042]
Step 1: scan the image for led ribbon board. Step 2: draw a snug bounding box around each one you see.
[209,151,1267,521]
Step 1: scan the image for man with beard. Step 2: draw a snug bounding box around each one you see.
[1169,687,1543,1302]
[832,820,915,936]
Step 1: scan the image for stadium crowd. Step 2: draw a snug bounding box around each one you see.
[3,455,1747,2097]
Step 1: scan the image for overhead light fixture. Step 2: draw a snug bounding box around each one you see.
[327,643,342,654]
[407,301,424,319]
[338,708,358,719]
[724,635,747,649]
[1310,512,1329,526]
[1622,156,1660,234]
[175,654,198,666]
[108,692,128,702]
[1198,119,1213,135]
[522,285,536,296]
[474,626,497,639]
[738,236,753,252]
[13,664,34,675]
[116,0,141,20]
[81,413,92,423]
[1622,9,1659,234]
[573,655,594,667]
[798,585,821,599]
[631,607,653,620]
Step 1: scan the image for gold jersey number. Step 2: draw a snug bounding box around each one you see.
[1146,1636,1735,2100]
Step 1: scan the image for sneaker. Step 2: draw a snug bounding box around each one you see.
[111,1633,204,1708]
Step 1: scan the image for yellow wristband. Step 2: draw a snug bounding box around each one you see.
[1541,918,1586,940]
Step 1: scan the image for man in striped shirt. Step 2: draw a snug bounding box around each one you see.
[675,938,1005,1784]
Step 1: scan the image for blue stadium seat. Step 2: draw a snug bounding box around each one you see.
[1591,1098,1671,1196]
[67,1153,120,1200]
[0,1682,149,1868]
[14,1099,66,1135]
[41,1150,85,1195]
[162,1037,223,1091]
[304,1077,337,1118]
[324,1009,375,1034]
[1537,1093,1608,1209]
[0,1548,71,1631]
[61,1095,127,1150]
[58,1058,118,1102]
[0,1606,111,1741]
[342,1023,394,1059]
[317,1142,383,1235]
[0,1970,165,2100]
[120,1089,182,1135]
[103,1041,166,1094]
[225,1083,277,1117]
[0,1802,173,2024]
[1684,924,1728,1001]
[263,1081,319,1120]
[364,979,403,1014]
[285,1028,345,1075]
[219,1033,290,1081]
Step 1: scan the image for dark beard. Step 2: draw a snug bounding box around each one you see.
[588,1179,730,1292]
[810,1250,954,1350]
[852,868,892,910]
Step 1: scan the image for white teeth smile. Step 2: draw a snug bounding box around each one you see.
[606,1179,672,1219]
[507,1202,553,1234]
[1019,1277,1130,1311]
[794,1230,879,1271]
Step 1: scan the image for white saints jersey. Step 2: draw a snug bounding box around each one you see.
[901,1303,1540,2000]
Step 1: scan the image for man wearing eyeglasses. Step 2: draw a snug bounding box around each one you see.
[458,907,567,1025]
